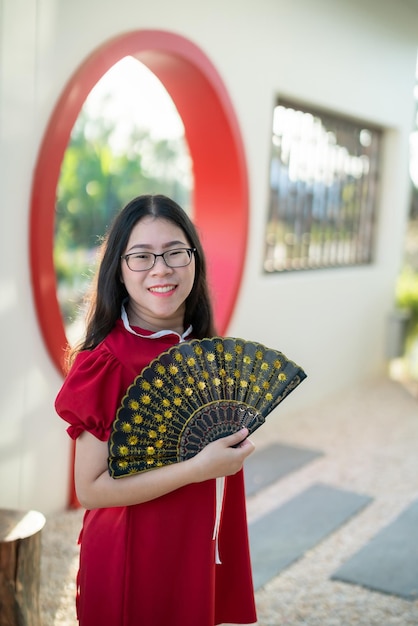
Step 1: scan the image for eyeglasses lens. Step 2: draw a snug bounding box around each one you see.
[126,248,193,271]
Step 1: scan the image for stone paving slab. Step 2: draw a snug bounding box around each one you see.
[245,442,323,497]
[332,497,418,600]
[249,482,373,590]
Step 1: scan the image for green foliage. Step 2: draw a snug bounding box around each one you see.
[55,100,192,331]
[395,266,418,379]
[56,110,190,248]
[396,266,418,331]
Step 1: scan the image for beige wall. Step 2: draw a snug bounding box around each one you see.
[0,0,417,513]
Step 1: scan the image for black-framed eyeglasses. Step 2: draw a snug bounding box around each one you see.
[121,247,196,272]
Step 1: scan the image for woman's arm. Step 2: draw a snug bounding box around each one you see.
[75,428,255,509]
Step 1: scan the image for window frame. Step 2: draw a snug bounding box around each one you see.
[264,97,382,274]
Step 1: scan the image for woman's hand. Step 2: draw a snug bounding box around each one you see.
[74,428,254,509]
[191,428,255,483]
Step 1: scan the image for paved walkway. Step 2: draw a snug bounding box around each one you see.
[40,376,418,625]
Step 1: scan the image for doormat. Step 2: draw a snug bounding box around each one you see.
[249,482,372,590]
[332,498,418,600]
[245,442,323,497]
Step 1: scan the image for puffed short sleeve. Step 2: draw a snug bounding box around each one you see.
[55,347,128,441]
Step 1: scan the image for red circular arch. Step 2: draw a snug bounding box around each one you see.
[30,30,248,374]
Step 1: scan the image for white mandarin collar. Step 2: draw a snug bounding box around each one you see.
[121,302,192,342]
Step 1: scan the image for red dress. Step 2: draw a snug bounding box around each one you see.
[55,319,257,626]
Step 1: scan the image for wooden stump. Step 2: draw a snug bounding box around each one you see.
[0,509,46,626]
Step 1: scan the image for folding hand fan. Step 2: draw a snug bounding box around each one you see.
[108,337,307,478]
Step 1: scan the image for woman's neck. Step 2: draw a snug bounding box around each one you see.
[126,302,184,336]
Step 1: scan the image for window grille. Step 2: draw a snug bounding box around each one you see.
[264,99,382,272]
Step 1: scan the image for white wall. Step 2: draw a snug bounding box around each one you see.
[0,0,417,514]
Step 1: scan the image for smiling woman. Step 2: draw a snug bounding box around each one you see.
[54,193,257,626]
[30,30,249,375]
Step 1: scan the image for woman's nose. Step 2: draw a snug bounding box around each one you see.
[150,255,173,274]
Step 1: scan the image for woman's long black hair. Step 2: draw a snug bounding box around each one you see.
[67,194,216,368]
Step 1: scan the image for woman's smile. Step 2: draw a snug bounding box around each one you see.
[148,284,177,294]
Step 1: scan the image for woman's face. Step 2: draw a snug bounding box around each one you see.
[120,216,196,334]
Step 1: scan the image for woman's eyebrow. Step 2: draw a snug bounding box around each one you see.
[126,240,188,252]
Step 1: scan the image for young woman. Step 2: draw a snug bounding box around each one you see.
[55,194,257,626]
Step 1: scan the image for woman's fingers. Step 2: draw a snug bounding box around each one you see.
[192,428,255,481]
[221,427,250,447]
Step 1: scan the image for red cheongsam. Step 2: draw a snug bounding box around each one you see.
[55,319,257,626]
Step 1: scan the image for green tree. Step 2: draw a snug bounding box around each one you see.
[54,103,192,333]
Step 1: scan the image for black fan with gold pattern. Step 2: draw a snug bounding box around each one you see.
[108,337,307,478]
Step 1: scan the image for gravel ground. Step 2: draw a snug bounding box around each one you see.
[40,376,418,625]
